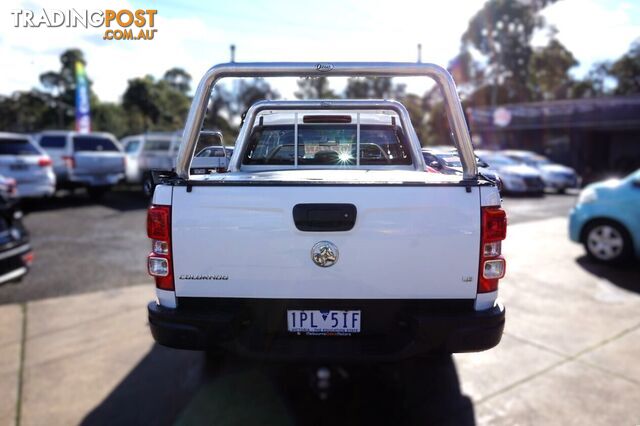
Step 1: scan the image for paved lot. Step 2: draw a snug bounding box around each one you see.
[0,190,638,425]
[0,188,149,305]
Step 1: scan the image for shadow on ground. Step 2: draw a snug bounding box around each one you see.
[576,255,640,294]
[82,346,475,426]
[21,186,148,214]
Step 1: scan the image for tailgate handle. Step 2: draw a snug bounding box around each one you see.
[293,204,357,232]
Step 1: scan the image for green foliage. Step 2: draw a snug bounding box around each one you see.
[463,0,554,102]
[608,42,640,95]
[92,102,129,137]
[528,38,578,100]
[0,91,57,132]
[163,68,192,94]
[122,74,192,134]
[295,77,336,99]
[344,77,396,99]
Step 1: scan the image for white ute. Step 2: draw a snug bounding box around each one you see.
[146,63,507,361]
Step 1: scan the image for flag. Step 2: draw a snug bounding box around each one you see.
[75,61,91,133]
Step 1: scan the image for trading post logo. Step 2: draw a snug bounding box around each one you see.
[11,9,158,41]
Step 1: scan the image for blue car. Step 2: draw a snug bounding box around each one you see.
[569,170,640,264]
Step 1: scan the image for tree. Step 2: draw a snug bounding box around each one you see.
[122,72,192,133]
[608,42,640,95]
[528,38,578,100]
[38,48,90,129]
[234,78,279,116]
[295,77,336,99]
[462,0,557,103]
[0,91,54,132]
[344,77,396,99]
[92,102,129,137]
[163,67,192,94]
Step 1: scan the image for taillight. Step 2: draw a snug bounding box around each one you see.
[6,178,17,196]
[62,156,75,169]
[38,157,52,167]
[478,206,507,293]
[147,205,174,290]
[22,252,34,266]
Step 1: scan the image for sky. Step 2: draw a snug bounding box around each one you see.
[1,0,639,102]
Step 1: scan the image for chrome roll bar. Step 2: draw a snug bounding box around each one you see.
[175,62,478,180]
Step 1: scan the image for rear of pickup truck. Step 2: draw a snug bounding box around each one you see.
[148,118,506,361]
[147,173,505,360]
[146,63,506,361]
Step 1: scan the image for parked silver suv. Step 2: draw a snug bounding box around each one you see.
[35,131,125,199]
[0,133,55,198]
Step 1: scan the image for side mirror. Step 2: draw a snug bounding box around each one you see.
[429,160,442,170]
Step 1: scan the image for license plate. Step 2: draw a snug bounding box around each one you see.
[287,310,361,335]
[10,164,28,171]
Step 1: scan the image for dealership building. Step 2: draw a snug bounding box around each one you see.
[467,95,640,183]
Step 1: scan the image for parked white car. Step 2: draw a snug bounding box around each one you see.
[121,132,180,195]
[35,131,125,199]
[146,62,507,361]
[502,150,580,193]
[476,150,545,195]
[0,133,55,198]
[122,131,231,196]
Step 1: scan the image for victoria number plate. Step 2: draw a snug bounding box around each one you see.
[287,310,361,335]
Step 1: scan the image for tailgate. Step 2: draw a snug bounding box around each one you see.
[0,156,47,183]
[74,152,124,175]
[171,185,481,299]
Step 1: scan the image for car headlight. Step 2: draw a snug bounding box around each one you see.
[577,188,597,205]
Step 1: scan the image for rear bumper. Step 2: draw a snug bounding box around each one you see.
[148,298,505,361]
[0,243,31,285]
[17,181,56,198]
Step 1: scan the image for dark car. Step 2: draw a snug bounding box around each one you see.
[0,176,32,285]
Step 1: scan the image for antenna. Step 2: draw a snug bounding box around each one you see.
[417,43,422,63]
[230,44,236,63]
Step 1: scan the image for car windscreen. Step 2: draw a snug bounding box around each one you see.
[435,153,462,167]
[243,124,412,166]
[124,140,141,153]
[72,136,119,152]
[0,138,40,155]
[38,135,66,149]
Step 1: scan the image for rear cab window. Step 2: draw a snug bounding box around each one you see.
[38,135,67,149]
[0,137,40,155]
[242,112,412,167]
[72,136,119,152]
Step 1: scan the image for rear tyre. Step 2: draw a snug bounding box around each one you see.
[87,186,110,200]
[583,220,633,264]
[142,174,155,198]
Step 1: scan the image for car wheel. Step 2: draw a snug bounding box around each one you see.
[142,175,155,198]
[583,221,633,264]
